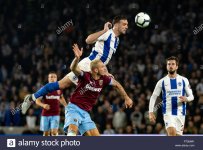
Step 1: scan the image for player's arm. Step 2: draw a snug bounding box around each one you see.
[179,78,194,102]
[36,98,50,110]
[85,22,112,44]
[59,95,67,107]
[70,44,83,76]
[149,80,162,123]
[111,79,133,108]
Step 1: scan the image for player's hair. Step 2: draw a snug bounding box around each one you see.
[112,15,127,25]
[48,71,57,76]
[90,59,102,71]
[166,56,179,66]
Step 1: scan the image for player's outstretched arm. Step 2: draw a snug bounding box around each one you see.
[111,79,133,108]
[85,22,112,44]
[70,44,83,76]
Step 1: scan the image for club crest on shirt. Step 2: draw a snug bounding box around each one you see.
[99,80,103,86]
[57,90,61,95]
[178,82,182,86]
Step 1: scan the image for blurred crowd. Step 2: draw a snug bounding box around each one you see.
[0,0,203,135]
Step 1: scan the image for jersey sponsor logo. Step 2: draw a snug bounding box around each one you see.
[79,83,102,95]
[167,90,182,96]
[85,84,102,92]
[45,95,60,100]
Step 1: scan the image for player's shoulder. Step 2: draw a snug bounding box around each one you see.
[177,74,189,82]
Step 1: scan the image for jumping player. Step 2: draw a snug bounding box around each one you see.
[22,15,128,114]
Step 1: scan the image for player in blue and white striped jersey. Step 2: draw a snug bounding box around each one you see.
[22,15,128,114]
[149,56,194,136]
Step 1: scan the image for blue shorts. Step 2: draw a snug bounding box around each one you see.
[64,103,96,135]
[40,116,60,131]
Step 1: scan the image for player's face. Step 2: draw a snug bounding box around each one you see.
[97,62,107,76]
[118,20,128,34]
[48,73,57,83]
[167,60,178,74]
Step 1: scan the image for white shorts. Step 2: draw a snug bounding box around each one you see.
[163,115,185,135]
[65,57,91,85]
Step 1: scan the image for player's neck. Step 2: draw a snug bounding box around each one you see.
[91,73,101,80]
[113,28,120,37]
[168,73,177,78]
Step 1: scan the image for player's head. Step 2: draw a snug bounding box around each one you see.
[166,56,179,75]
[90,59,107,75]
[48,71,57,83]
[113,15,128,35]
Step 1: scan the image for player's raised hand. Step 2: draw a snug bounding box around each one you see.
[72,44,83,59]
[124,97,133,108]
[149,112,156,124]
[104,22,112,32]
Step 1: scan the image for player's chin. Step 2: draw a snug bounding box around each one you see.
[122,30,127,34]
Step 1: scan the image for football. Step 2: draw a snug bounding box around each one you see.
[135,12,151,28]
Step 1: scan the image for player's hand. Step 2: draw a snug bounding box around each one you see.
[124,97,133,108]
[43,104,50,110]
[149,112,156,124]
[179,96,188,102]
[104,22,112,32]
[72,44,83,59]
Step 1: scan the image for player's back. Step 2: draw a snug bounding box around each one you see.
[88,29,119,65]
[159,74,188,116]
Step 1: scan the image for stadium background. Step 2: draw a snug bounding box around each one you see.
[0,0,202,135]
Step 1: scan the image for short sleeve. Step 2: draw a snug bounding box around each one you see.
[98,30,110,41]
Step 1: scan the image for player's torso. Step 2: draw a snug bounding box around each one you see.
[42,90,62,116]
[70,73,107,111]
[161,75,187,116]
[89,30,119,65]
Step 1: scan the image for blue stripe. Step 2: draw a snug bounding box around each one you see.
[89,50,98,60]
[170,79,177,115]
[100,34,112,63]
[162,81,166,114]
[171,97,178,115]
[114,37,118,49]
[182,79,186,115]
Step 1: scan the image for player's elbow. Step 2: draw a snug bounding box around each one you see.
[85,36,95,44]
[85,37,91,44]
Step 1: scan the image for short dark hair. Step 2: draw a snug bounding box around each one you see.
[48,71,57,75]
[112,15,127,25]
[166,56,179,66]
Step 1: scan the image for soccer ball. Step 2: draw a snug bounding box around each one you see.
[135,12,151,28]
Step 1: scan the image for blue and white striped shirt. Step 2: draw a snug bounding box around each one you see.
[88,29,119,65]
[149,74,194,116]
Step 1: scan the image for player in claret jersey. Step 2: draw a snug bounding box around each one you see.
[36,72,67,136]
[64,44,133,136]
